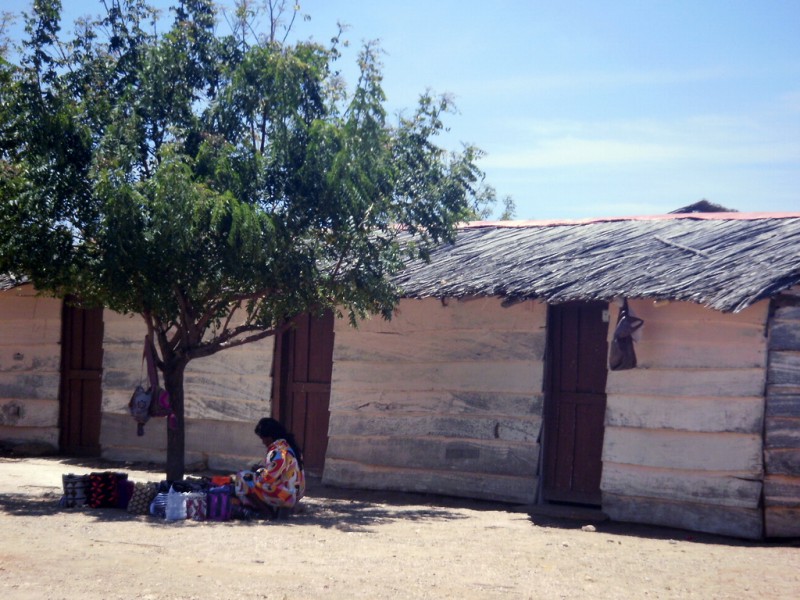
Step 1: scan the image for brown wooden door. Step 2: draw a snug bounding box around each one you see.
[59,303,104,456]
[274,311,334,475]
[543,301,609,505]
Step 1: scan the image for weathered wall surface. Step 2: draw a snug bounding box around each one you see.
[601,299,769,539]
[323,297,546,504]
[764,288,800,537]
[0,285,62,450]
[99,311,273,471]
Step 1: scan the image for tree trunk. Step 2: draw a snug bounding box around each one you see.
[163,361,187,482]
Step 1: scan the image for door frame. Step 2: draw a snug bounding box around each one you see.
[541,301,610,506]
[271,311,335,475]
[58,301,104,456]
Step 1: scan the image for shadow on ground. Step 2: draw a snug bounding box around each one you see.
[2,454,799,547]
[0,487,472,534]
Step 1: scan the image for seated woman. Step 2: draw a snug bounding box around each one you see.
[234,417,306,519]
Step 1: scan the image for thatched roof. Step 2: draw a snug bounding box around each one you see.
[0,274,28,291]
[394,212,800,313]
[669,199,737,214]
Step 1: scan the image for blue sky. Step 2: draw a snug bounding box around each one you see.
[5,1,800,219]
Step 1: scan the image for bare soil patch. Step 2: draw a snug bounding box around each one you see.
[1,455,798,599]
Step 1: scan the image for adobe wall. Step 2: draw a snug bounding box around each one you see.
[601,298,769,539]
[324,297,547,504]
[0,285,62,451]
[99,311,274,472]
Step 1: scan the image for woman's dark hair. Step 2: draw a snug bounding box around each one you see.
[254,417,303,469]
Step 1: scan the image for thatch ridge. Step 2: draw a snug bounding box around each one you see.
[395,213,800,312]
[0,274,28,291]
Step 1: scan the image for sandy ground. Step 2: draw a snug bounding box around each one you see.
[0,455,799,600]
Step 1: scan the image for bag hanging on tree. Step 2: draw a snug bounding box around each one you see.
[128,336,156,435]
[128,385,152,436]
[129,335,177,435]
[609,299,644,371]
[144,335,177,428]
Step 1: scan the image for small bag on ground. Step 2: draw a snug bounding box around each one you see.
[127,482,159,515]
[185,492,207,521]
[207,485,233,521]
[150,491,169,518]
[61,474,90,508]
[87,472,127,509]
[117,478,135,509]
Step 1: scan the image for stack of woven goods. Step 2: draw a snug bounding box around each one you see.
[60,472,238,522]
[87,471,131,508]
[61,474,90,508]
[61,471,132,510]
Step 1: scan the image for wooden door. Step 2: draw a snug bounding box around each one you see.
[59,303,104,456]
[273,311,334,475]
[543,301,609,505]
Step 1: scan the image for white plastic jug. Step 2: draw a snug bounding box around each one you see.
[165,486,187,521]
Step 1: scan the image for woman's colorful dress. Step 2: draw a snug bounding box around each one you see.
[235,439,305,512]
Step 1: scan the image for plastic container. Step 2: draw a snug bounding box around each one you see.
[165,486,187,521]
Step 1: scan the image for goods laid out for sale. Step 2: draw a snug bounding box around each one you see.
[58,471,281,522]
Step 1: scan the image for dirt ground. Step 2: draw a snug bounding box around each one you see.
[0,455,799,600]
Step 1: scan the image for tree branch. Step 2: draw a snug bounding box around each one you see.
[280,2,298,45]
[195,287,273,335]
[141,310,155,339]
[143,310,172,370]
[173,285,197,350]
[260,105,268,154]
[219,299,241,336]
[187,321,285,360]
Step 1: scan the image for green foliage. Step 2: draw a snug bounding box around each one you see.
[0,0,492,476]
[4,0,485,335]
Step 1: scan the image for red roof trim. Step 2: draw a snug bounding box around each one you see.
[463,211,800,229]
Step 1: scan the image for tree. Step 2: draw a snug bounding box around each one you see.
[467,183,516,221]
[0,0,492,480]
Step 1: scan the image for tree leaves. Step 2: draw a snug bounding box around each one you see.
[2,0,488,351]
[0,0,499,479]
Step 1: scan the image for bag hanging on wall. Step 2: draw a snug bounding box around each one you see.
[609,299,644,371]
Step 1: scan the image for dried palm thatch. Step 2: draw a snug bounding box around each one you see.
[0,274,28,291]
[394,212,800,313]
